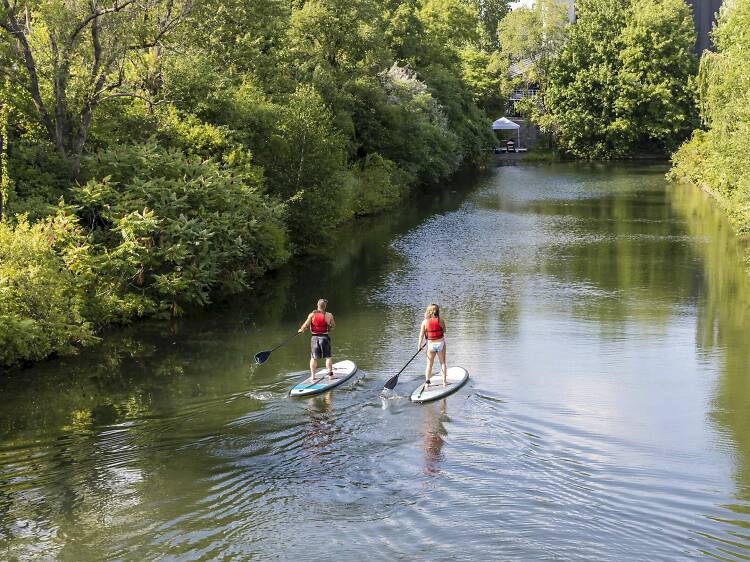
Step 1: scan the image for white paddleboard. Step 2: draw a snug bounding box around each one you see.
[289,360,357,397]
[410,366,469,403]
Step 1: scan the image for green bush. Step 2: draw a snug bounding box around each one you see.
[0,215,95,369]
[259,86,350,250]
[349,153,406,216]
[74,141,289,319]
[7,142,73,221]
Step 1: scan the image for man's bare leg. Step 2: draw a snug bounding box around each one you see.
[310,357,318,382]
[326,357,334,378]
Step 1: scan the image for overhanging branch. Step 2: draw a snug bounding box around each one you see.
[70,0,137,43]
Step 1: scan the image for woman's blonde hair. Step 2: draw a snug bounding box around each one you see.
[424,303,440,319]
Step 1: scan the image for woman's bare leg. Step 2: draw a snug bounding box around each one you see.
[437,345,447,386]
[425,350,436,384]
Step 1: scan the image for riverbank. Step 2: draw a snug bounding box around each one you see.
[669,133,750,275]
[0,160,490,373]
[669,135,750,234]
[666,0,750,273]
[0,0,502,371]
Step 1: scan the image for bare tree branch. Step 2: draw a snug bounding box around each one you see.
[98,91,172,106]
[70,0,137,43]
[0,0,55,141]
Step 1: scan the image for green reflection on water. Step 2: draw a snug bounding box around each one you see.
[670,183,750,503]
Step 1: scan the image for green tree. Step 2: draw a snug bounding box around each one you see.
[541,0,696,158]
[497,0,569,91]
[383,0,425,63]
[469,0,511,50]
[417,0,480,67]
[539,0,631,157]
[670,0,750,235]
[0,0,192,172]
[460,46,506,114]
[617,0,698,153]
[185,0,289,78]
[260,85,348,251]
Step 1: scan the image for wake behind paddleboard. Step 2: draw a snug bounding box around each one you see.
[410,366,469,403]
[289,360,357,397]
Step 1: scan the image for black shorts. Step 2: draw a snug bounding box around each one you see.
[311,335,331,359]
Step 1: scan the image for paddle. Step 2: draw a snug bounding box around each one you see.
[254,331,302,365]
[383,343,427,390]
[416,379,432,400]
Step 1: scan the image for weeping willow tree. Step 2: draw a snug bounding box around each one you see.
[670,0,750,234]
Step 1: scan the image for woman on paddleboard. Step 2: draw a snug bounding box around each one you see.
[418,303,448,388]
[299,299,336,383]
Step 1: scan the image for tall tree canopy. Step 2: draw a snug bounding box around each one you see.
[0,0,191,171]
[540,0,698,158]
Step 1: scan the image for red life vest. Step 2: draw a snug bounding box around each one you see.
[311,311,329,335]
[425,317,443,340]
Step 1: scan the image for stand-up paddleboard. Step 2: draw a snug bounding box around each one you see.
[410,366,469,403]
[289,360,357,397]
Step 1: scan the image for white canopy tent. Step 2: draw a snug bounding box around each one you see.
[492,117,521,146]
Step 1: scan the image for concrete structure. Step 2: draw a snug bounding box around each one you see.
[537,0,723,51]
[557,0,575,22]
[685,0,723,52]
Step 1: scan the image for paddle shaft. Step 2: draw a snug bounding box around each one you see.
[254,330,302,364]
[270,330,302,353]
[383,343,426,390]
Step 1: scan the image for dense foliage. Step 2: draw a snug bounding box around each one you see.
[0,215,95,368]
[670,0,750,236]
[74,142,289,320]
[539,0,698,159]
[496,0,568,93]
[0,0,505,368]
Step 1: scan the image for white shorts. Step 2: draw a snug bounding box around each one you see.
[427,340,444,353]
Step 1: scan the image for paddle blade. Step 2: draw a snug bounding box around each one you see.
[254,350,271,365]
[383,373,399,390]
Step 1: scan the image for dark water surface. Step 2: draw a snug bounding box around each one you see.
[1,163,750,561]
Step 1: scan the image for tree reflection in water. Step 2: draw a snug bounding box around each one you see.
[670,184,750,502]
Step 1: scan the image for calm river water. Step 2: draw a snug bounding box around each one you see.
[1,163,749,561]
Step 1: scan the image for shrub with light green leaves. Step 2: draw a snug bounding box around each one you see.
[74,141,289,319]
[349,153,406,216]
[0,215,95,369]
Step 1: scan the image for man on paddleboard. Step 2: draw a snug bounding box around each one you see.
[298,299,336,382]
